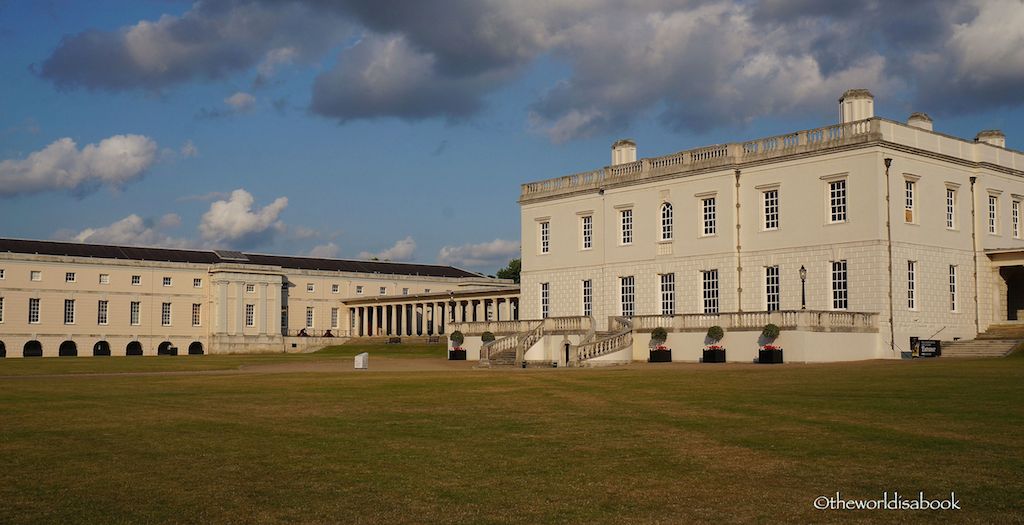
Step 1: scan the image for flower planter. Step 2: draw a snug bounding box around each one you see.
[702,348,726,363]
[449,349,467,361]
[758,348,784,364]
[648,349,672,362]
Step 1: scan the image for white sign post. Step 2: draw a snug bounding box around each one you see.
[354,352,369,370]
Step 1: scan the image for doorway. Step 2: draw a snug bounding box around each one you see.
[1001,266,1024,321]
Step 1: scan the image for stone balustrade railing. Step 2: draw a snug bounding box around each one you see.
[630,310,878,333]
[450,320,540,336]
[520,119,879,202]
[576,317,632,362]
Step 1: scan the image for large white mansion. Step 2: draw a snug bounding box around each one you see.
[2,89,1023,363]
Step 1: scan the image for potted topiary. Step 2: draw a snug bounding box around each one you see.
[449,330,466,360]
[648,327,672,362]
[758,323,783,364]
[703,325,726,363]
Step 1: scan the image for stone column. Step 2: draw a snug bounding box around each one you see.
[438,302,445,334]
[406,304,413,336]
[258,282,269,335]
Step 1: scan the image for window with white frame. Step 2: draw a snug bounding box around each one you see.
[66,272,76,283]
[193,278,202,288]
[702,270,719,314]
[661,202,673,240]
[97,300,108,325]
[907,260,917,310]
[331,307,339,328]
[621,276,635,317]
[765,266,780,312]
[332,284,340,294]
[989,195,998,234]
[702,197,717,235]
[29,298,40,324]
[539,221,550,254]
[949,265,958,312]
[762,190,779,230]
[161,302,172,326]
[620,209,633,245]
[660,273,675,316]
[905,180,916,223]
[99,274,110,285]
[130,301,140,325]
[946,189,957,229]
[131,275,140,285]
[403,288,410,295]
[246,283,255,293]
[0,268,5,279]
[379,287,387,295]
[163,276,172,287]
[540,283,550,319]
[245,304,255,327]
[1013,200,1020,238]
[307,283,315,293]
[581,215,593,249]
[356,285,363,294]
[0,296,4,323]
[192,303,202,326]
[829,180,847,223]
[582,280,592,317]
[64,299,75,324]
[306,307,315,328]
[831,260,848,310]
[31,270,41,281]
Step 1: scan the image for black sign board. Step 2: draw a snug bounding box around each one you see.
[918,339,941,358]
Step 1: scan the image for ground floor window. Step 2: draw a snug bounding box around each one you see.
[949,265,958,312]
[621,276,635,317]
[541,283,550,319]
[582,280,592,317]
[765,266,780,311]
[306,307,315,328]
[831,260,848,310]
[660,273,675,315]
[702,270,719,314]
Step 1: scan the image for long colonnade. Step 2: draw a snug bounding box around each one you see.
[348,293,520,337]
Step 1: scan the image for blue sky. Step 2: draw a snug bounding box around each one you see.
[2,0,1023,273]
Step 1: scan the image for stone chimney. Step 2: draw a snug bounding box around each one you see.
[839,89,874,123]
[975,130,1006,148]
[611,139,637,165]
[907,112,933,131]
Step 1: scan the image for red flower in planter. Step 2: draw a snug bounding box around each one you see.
[706,345,723,350]
[762,344,781,351]
[655,344,670,351]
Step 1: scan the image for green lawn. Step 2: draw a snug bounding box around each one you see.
[1,348,1022,524]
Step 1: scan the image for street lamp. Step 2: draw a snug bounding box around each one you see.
[799,265,807,310]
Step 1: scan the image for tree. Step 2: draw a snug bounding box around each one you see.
[497,258,521,283]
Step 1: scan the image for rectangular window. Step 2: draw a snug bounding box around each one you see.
[331,307,339,328]
[539,221,550,254]
[307,283,315,293]
[246,283,255,293]
[660,273,675,316]
[193,278,202,288]
[356,285,363,294]
[763,190,779,230]
[907,260,917,310]
[30,270,41,281]
[541,282,550,319]
[29,298,40,324]
[379,286,387,295]
[161,302,172,326]
[582,280,592,317]
[949,265,958,312]
[402,288,410,295]
[163,276,172,287]
[192,303,202,327]
[64,299,75,324]
[131,275,141,285]
[1013,200,1020,238]
[245,304,255,327]
[0,296,4,323]
[621,276,635,317]
[831,261,849,310]
[620,209,633,245]
[332,284,340,293]
[905,180,915,222]
[305,307,315,328]
[0,269,5,279]
[989,195,998,234]
[946,189,956,229]
[765,266,780,312]
[829,180,847,223]
[99,273,110,285]
[702,270,719,314]
[702,197,717,235]
[66,272,76,283]
[581,215,593,250]
[97,300,108,325]
[130,301,140,325]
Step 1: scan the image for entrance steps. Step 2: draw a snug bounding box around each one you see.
[975,324,1024,340]
[941,340,1018,357]
[345,336,446,345]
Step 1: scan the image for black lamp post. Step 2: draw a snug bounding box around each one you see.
[799,265,807,310]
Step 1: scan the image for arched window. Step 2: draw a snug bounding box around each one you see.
[59,340,78,357]
[157,341,176,356]
[661,202,673,241]
[188,341,204,355]
[23,340,42,358]
[93,341,111,357]
[0,340,6,358]
[126,341,143,356]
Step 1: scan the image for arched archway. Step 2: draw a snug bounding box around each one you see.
[93,341,111,357]
[24,340,43,358]
[0,341,6,358]
[157,341,176,356]
[59,340,78,357]
[188,341,204,355]
[126,341,143,356]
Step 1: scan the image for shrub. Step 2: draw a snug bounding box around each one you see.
[706,325,724,342]
[450,331,465,346]
[651,327,668,344]
[481,331,495,343]
[761,323,781,341]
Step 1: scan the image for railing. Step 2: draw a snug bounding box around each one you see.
[520,119,879,201]
[543,316,593,333]
[576,317,632,362]
[515,322,546,364]
[481,332,519,362]
[285,329,348,338]
[630,310,878,332]
[450,320,539,336]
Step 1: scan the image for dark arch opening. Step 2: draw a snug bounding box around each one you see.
[188,341,204,355]
[93,341,111,357]
[126,341,143,356]
[23,340,42,358]
[59,340,78,357]
[157,341,176,356]
[0,340,6,358]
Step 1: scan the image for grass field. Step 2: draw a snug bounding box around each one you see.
[1,345,1022,524]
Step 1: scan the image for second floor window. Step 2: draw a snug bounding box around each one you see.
[946,189,956,229]
[620,209,633,244]
[161,303,172,326]
[29,298,40,324]
[193,304,202,326]
[245,304,255,327]
[661,202,673,240]
[64,299,75,324]
[66,272,76,283]
[702,197,717,235]
[539,221,550,254]
[763,190,779,230]
[581,215,593,249]
[904,180,916,223]
[306,307,315,328]
[829,180,847,223]
[130,301,140,325]
[331,307,339,328]
[194,278,203,288]
[1014,200,1020,239]
[97,300,108,325]
[163,277,172,287]
[131,275,141,285]
[246,284,256,293]
[989,195,998,234]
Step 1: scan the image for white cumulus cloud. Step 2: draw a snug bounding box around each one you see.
[58,213,190,248]
[225,91,256,111]
[359,236,416,261]
[199,189,288,248]
[0,134,157,197]
[437,239,520,270]
[307,242,340,258]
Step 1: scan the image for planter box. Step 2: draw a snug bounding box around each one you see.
[702,348,726,363]
[649,349,672,363]
[758,348,784,364]
[449,349,467,361]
